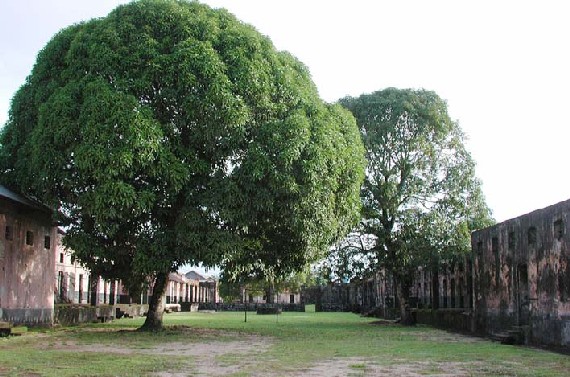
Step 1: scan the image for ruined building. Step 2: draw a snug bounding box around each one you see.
[309,199,570,348]
[472,199,570,347]
[0,185,56,325]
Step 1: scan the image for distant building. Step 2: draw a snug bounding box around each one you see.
[0,185,56,326]
[245,289,301,305]
[55,229,120,306]
[309,199,570,348]
[184,271,219,304]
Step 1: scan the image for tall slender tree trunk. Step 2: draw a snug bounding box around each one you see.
[139,271,169,331]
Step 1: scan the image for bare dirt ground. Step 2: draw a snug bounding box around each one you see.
[41,327,494,376]
[297,358,481,377]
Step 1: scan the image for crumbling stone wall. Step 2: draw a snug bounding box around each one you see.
[472,199,570,347]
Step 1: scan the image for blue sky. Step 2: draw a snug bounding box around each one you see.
[1,0,569,224]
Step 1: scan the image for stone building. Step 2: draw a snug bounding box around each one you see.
[308,199,570,348]
[245,289,302,305]
[472,199,570,347]
[184,271,219,304]
[55,229,121,306]
[0,185,56,325]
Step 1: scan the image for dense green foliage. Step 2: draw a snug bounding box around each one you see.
[338,88,493,320]
[0,0,364,328]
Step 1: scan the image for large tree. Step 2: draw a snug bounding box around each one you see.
[0,0,364,330]
[339,88,493,324]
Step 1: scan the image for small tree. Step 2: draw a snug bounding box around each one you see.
[339,88,493,324]
[0,0,364,330]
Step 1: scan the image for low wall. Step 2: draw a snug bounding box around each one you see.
[528,315,570,347]
[1,308,53,327]
[114,304,148,318]
[316,303,358,312]
[55,305,98,325]
[55,305,115,325]
[180,302,199,312]
[413,309,474,333]
[197,303,305,312]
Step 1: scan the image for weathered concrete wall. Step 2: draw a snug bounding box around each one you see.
[1,197,56,326]
[472,199,570,347]
[414,309,474,333]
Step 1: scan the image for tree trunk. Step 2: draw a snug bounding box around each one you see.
[396,278,414,325]
[89,275,99,306]
[139,271,168,331]
[265,286,275,304]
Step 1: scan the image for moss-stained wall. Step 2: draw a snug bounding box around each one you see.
[472,199,570,347]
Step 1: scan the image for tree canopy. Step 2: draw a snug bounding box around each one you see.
[338,88,493,323]
[0,0,365,329]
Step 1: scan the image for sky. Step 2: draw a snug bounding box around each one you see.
[1,0,569,225]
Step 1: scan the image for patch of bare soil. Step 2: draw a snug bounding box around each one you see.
[48,328,271,377]
[296,358,481,377]
[369,319,399,326]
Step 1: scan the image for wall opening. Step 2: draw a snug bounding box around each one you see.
[442,279,448,308]
[5,225,13,240]
[554,219,564,241]
[517,263,530,326]
[508,231,515,251]
[25,231,34,246]
[528,227,537,246]
[492,236,500,288]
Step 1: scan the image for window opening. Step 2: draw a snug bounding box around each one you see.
[528,227,537,246]
[554,219,564,241]
[26,231,34,246]
[5,225,13,240]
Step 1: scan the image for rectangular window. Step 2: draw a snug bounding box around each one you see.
[508,231,515,251]
[44,235,51,249]
[25,231,34,246]
[5,225,13,240]
[476,241,483,254]
[492,237,499,254]
[59,253,64,264]
[528,227,537,246]
[554,219,564,241]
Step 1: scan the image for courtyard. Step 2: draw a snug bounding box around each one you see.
[0,307,568,376]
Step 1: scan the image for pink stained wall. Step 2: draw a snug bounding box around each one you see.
[0,197,56,325]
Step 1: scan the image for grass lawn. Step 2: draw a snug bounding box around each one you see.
[0,307,569,376]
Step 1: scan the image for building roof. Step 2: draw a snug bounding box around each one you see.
[168,272,188,283]
[185,271,207,281]
[0,184,51,213]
